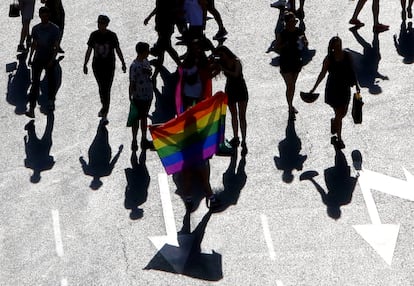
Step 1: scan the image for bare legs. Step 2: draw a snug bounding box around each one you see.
[331,104,348,148]
[281,71,299,119]
[228,100,248,155]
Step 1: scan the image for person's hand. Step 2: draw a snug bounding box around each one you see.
[122,63,126,73]
[144,17,149,25]
[83,65,88,75]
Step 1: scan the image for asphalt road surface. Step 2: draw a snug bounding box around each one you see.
[1,0,414,285]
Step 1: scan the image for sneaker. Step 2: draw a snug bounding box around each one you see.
[17,44,26,53]
[228,137,240,148]
[349,19,365,27]
[270,0,287,9]
[373,23,389,33]
[98,109,106,118]
[25,108,35,118]
[206,197,221,212]
[141,139,155,150]
[213,29,228,40]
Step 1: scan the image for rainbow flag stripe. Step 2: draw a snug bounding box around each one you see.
[150,91,227,175]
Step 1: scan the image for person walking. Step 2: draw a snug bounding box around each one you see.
[275,12,307,120]
[144,0,181,83]
[349,0,389,33]
[206,0,228,39]
[41,0,65,53]
[17,0,36,52]
[128,42,154,151]
[26,6,60,118]
[214,45,248,156]
[83,15,127,123]
[309,36,360,149]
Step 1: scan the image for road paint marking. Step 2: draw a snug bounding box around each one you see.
[260,214,276,261]
[61,278,68,286]
[52,209,64,257]
[358,173,381,224]
[158,173,177,237]
[276,280,284,286]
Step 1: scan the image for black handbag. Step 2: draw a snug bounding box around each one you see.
[352,92,363,124]
[9,0,20,18]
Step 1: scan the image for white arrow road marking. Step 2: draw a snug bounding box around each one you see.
[261,214,276,261]
[149,173,179,249]
[61,278,68,286]
[52,210,64,257]
[352,169,413,265]
[148,173,204,274]
[353,224,400,266]
[361,169,414,201]
[276,280,285,286]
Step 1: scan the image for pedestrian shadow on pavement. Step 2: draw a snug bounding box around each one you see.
[24,112,55,183]
[145,210,223,281]
[150,65,177,124]
[6,53,30,115]
[299,148,358,219]
[215,154,246,210]
[274,119,307,183]
[124,151,149,220]
[348,29,388,95]
[393,20,414,64]
[79,120,123,190]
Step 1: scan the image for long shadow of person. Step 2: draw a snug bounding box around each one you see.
[38,56,64,114]
[124,151,149,219]
[393,20,414,64]
[215,154,247,211]
[24,112,55,183]
[6,53,31,115]
[150,64,177,124]
[300,149,358,219]
[145,210,223,281]
[274,119,307,183]
[349,29,388,95]
[79,120,123,190]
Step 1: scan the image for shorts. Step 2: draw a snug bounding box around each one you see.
[19,0,35,22]
[131,98,152,119]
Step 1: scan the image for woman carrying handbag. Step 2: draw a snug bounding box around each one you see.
[309,36,360,149]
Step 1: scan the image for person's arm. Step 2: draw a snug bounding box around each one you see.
[115,46,127,73]
[220,59,242,78]
[144,8,157,25]
[28,39,37,66]
[83,46,92,74]
[310,57,329,93]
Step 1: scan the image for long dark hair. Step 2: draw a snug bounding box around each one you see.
[327,36,342,59]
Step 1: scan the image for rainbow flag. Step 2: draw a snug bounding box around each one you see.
[149,91,227,175]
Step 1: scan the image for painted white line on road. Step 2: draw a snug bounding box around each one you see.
[52,209,64,257]
[61,278,68,286]
[158,173,177,237]
[276,280,284,286]
[260,214,276,261]
[357,173,381,224]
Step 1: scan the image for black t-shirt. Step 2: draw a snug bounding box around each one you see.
[87,30,119,65]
